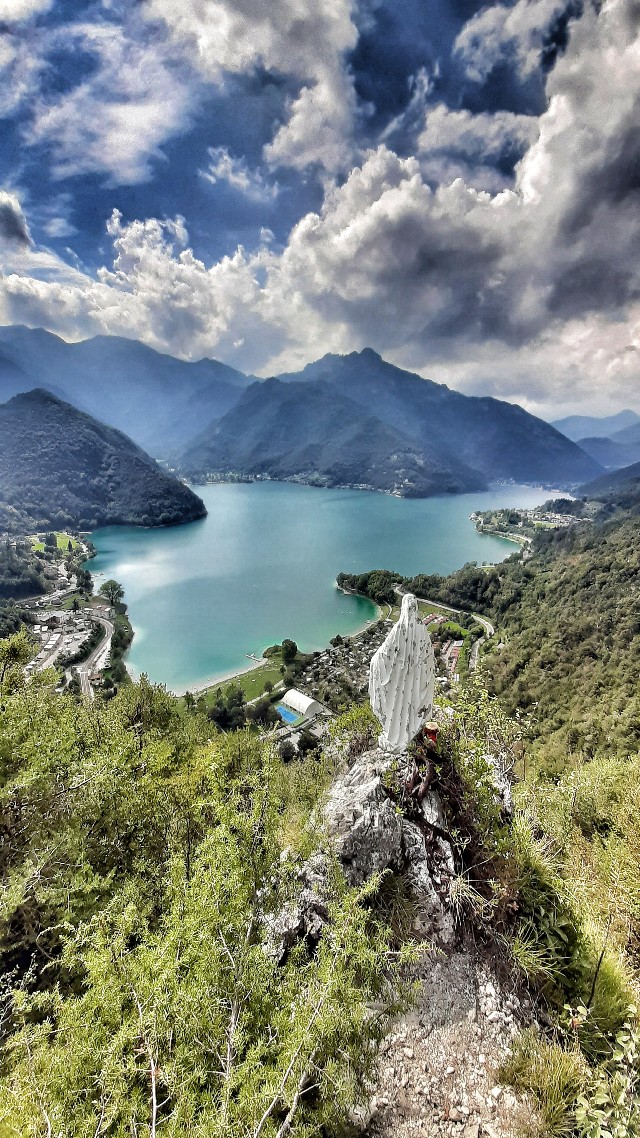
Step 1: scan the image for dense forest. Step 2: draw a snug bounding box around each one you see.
[0,671,405,1134]
[0,539,50,599]
[0,389,206,533]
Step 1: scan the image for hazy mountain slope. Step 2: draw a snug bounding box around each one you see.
[0,326,249,455]
[0,389,206,533]
[278,349,602,486]
[579,458,640,499]
[181,378,487,496]
[575,435,640,470]
[552,409,640,441]
[609,420,640,447]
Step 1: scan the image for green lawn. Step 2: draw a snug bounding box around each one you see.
[440,619,468,639]
[195,657,286,708]
[388,599,452,623]
[31,532,80,553]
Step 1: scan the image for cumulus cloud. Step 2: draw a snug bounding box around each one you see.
[201,148,278,202]
[454,0,576,82]
[417,104,538,190]
[0,0,52,22]
[141,0,359,172]
[25,21,196,183]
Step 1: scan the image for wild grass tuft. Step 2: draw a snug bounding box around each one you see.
[500,1028,587,1137]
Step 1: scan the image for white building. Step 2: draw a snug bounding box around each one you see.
[281,689,323,720]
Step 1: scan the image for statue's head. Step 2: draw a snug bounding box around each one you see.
[400,593,418,622]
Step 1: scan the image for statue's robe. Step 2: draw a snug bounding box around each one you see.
[369,593,435,753]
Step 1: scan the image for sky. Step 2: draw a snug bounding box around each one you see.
[0,0,638,418]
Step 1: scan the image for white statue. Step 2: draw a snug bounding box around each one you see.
[369,593,435,754]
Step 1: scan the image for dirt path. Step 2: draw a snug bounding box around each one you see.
[359,950,535,1138]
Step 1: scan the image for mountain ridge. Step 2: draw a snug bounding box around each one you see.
[0,325,251,456]
[552,408,640,442]
[181,376,487,496]
[0,388,206,533]
[181,348,602,495]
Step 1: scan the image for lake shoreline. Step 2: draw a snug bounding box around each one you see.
[87,481,558,693]
[169,594,383,697]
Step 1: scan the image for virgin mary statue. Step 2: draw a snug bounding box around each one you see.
[369,593,435,754]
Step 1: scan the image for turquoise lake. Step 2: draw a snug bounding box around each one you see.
[89,481,554,692]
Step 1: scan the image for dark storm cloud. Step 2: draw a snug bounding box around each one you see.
[549,261,638,319]
[0,194,31,246]
[562,119,640,236]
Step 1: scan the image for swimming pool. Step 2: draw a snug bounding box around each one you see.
[276,704,299,724]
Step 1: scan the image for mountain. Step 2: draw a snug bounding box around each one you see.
[180,351,601,496]
[0,326,250,456]
[609,420,640,447]
[181,377,487,495]
[552,409,640,442]
[579,458,640,500]
[574,435,640,470]
[0,389,206,533]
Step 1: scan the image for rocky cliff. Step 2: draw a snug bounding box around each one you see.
[270,725,537,1137]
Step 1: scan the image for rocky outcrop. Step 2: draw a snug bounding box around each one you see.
[265,852,331,962]
[266,745,457,959]
[325,746,456,944]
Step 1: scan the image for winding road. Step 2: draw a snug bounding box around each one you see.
[396,588,495,673]
[76,613,114,700]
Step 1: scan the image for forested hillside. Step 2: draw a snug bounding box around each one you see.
[0,389,206,532]
[181,377,486,496]
[0,673,401,1134]
[0,539,50,599]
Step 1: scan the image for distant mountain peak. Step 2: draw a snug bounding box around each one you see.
[181,351,602,496]
[350,347,382,361]
[9,387,61,406]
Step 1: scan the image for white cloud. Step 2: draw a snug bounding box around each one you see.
[25,22,196,184]
[142,0,360,173]
[0,0,52,22]
[0,26,45,117]
[454,0,569,82]
[417,104,538,190]
[201,148,278,202]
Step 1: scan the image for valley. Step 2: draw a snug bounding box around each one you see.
[0,333,639,1138]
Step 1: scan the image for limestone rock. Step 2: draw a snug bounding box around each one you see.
[324,748,404,885]
[264,851,330,962]
[324,747,455,944]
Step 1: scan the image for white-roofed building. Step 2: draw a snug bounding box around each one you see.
[281,689,323,720]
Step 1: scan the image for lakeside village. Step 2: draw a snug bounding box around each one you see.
[0,526,493,762]
[1,496,585,752]
[470,496,593,545]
